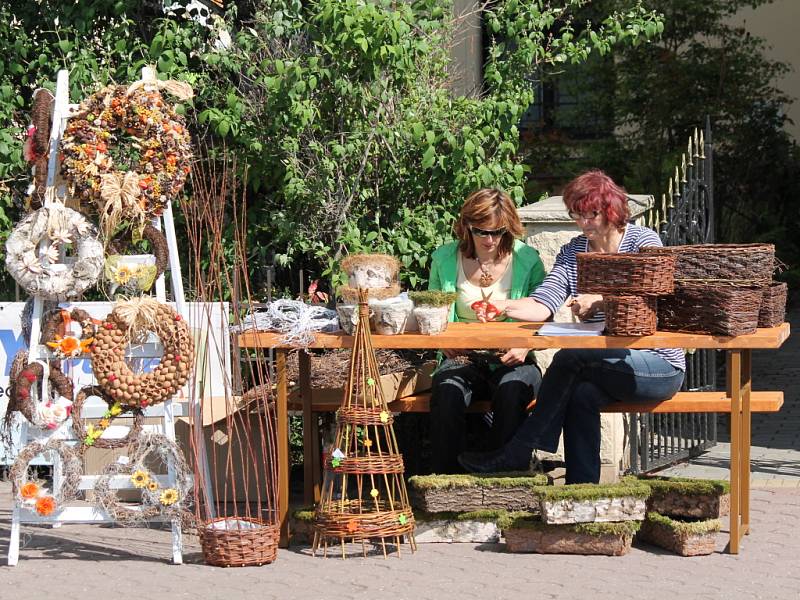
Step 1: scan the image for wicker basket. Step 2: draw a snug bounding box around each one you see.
[641,244,774,285]
[658,284,763,337]
[198,517,279,567]
[577,253,675,295]
[604,295,657,336]
[758,281,788,327]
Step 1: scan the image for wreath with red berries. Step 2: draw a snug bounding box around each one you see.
[90,300,194,409]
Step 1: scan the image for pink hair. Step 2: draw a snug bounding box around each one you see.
[562,170,629,230]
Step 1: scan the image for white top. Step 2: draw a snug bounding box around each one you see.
[455,253,513,322]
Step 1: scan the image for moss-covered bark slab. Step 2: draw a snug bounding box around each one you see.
[415,519,501,543]
[536,481,651,525]
[408,473,548,513]
[638,512,720,556]
[503,518,638,556]
[638,477,730,519]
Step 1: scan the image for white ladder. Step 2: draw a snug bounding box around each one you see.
[7,68,213,566]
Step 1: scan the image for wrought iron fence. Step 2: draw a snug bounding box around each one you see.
[629,117,717,473]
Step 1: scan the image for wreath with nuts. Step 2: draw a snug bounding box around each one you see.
[40,308,96,359]
[91,299,194,409]
[59,84,192,236]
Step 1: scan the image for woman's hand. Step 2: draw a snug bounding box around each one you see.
[568,294,604,321]
[473,298,508,322]
[500,347,529,367]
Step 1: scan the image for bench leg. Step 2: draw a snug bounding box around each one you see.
[728,350,741,554]
[300,351,321,505]
[741,350,752,536]
[276,350,290,547]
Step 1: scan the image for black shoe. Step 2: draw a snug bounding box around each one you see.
[457,448,530,474]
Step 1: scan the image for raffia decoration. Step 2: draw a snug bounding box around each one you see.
[4,204,104,301]
[60,84,193,236]
[10,439,82,514]
[71,385,144,450]
[91,299,194,409]
[93,432,193,526]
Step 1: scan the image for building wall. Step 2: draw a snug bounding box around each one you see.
[732,0,800,140]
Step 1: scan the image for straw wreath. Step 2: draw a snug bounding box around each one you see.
[93,432,192,526]
[59,83,193,237]
[71,385,144,450]
[10,439,82,516]
[4,204,104,301]
[91,298,194,409]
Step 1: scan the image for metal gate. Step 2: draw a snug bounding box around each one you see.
[629,117,718,473]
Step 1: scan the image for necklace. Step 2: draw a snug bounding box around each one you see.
[475,257,495,287]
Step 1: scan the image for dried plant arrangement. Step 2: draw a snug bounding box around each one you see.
[313,290,416,558]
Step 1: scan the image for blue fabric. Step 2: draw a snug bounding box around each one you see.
[511,348,685,484]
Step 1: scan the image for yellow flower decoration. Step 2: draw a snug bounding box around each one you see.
[131,470,150,488]
[379,411,389,424]
[370,488,379,498]
[147,481,159,492]
[114,265,133,284]
[159,488,179,506]
[98,418,110,429]
[109,403,123,416]
[363,438,373,448]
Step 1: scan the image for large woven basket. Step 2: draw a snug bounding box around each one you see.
[577,253,675,295]
[658,284,762,337]
[758,281,787,328]
[198,517,279,567]
[641,244,774,285]
[604,295,657,336]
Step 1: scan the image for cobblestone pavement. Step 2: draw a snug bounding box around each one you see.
[1,484,799,600]
[658,307,799,485]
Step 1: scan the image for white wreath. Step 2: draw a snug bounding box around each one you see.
[5,204,104,301]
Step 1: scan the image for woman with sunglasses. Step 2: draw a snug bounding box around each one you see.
[426,188,546,473]
[457,170,685,483]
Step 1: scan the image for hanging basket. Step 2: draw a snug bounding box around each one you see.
[198,517,279,567]
[576,253,675,295]
[758,281,787,328]
[641,244,775,285]
[603,295,657,336]
[658,284,762,337]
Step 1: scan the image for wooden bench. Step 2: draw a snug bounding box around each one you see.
[288,390,784,415]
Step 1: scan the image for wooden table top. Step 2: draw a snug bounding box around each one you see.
[236,321,790,351]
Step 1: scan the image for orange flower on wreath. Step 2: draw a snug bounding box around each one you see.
[35,496,57,516]
[46,335,93,358]
[20,482,39,500]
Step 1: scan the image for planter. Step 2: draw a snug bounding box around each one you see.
[198,517,279,567]
[370,297,414,335]
[638,513,720,556]
[336,304,360,335]
[413,305,450,335]
[536,481,650,525]
[639,477,730,519]
[408,473,548,513]
[340,253,400,289]
[104,254,159,295]
[503,518,638,555]
[415,517,501,544]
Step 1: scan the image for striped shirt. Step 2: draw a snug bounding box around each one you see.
[531,224,685,370]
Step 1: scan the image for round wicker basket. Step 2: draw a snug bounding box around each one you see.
[198,517,279,567]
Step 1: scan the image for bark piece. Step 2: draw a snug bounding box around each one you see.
[540,496,647,524]
[408,473,548,513]
[415,519,501,543]
[505,525,635,555]
[638,513,720,556]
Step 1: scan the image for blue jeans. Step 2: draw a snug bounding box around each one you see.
[430,357,542,473]
[512,349,685,484]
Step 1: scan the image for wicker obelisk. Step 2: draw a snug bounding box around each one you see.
[313,289,416,558]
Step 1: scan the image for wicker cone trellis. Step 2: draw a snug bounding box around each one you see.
[313,289,416,558]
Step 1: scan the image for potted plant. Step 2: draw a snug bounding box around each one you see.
[408,291,457,335]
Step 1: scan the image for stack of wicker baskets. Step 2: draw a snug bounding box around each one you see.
[577,253,676,335]
[642,244,781,336]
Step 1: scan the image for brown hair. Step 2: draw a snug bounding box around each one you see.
[454,188,524,259]
[562,169,629,230]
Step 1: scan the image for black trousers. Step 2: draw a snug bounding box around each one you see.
[429,357,542,474]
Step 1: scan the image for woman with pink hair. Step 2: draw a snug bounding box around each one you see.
[458,170,685,483]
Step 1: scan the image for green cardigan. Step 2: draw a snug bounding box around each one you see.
[427,239,546,322]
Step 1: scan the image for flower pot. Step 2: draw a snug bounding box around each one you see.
[370,297,414,335]
[340,254,400,289]
[413,305,450,335]
[104,254,158,295]
[336,304,361,335]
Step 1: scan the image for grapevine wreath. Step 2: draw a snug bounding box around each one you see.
[40,307,96,360]
[10,438,82,516]
[4,204,104,301]
[91,298,194,409]
[104,222,169,294]
[71,385,144,450]
[8,350,74,430]
[93,432,192,525]
[59,82,193,237]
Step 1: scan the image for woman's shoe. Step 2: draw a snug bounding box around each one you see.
[457,448,530,474]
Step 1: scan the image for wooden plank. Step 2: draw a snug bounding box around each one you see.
[287,391,783,414]
[237,322,790,351]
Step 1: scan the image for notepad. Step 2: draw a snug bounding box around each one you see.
[536,322,606,336]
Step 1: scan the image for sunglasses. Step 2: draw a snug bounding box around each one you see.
[470,225,507,238]
[568,210,601,221]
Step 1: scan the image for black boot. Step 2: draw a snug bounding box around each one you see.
[457,446,531,474]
